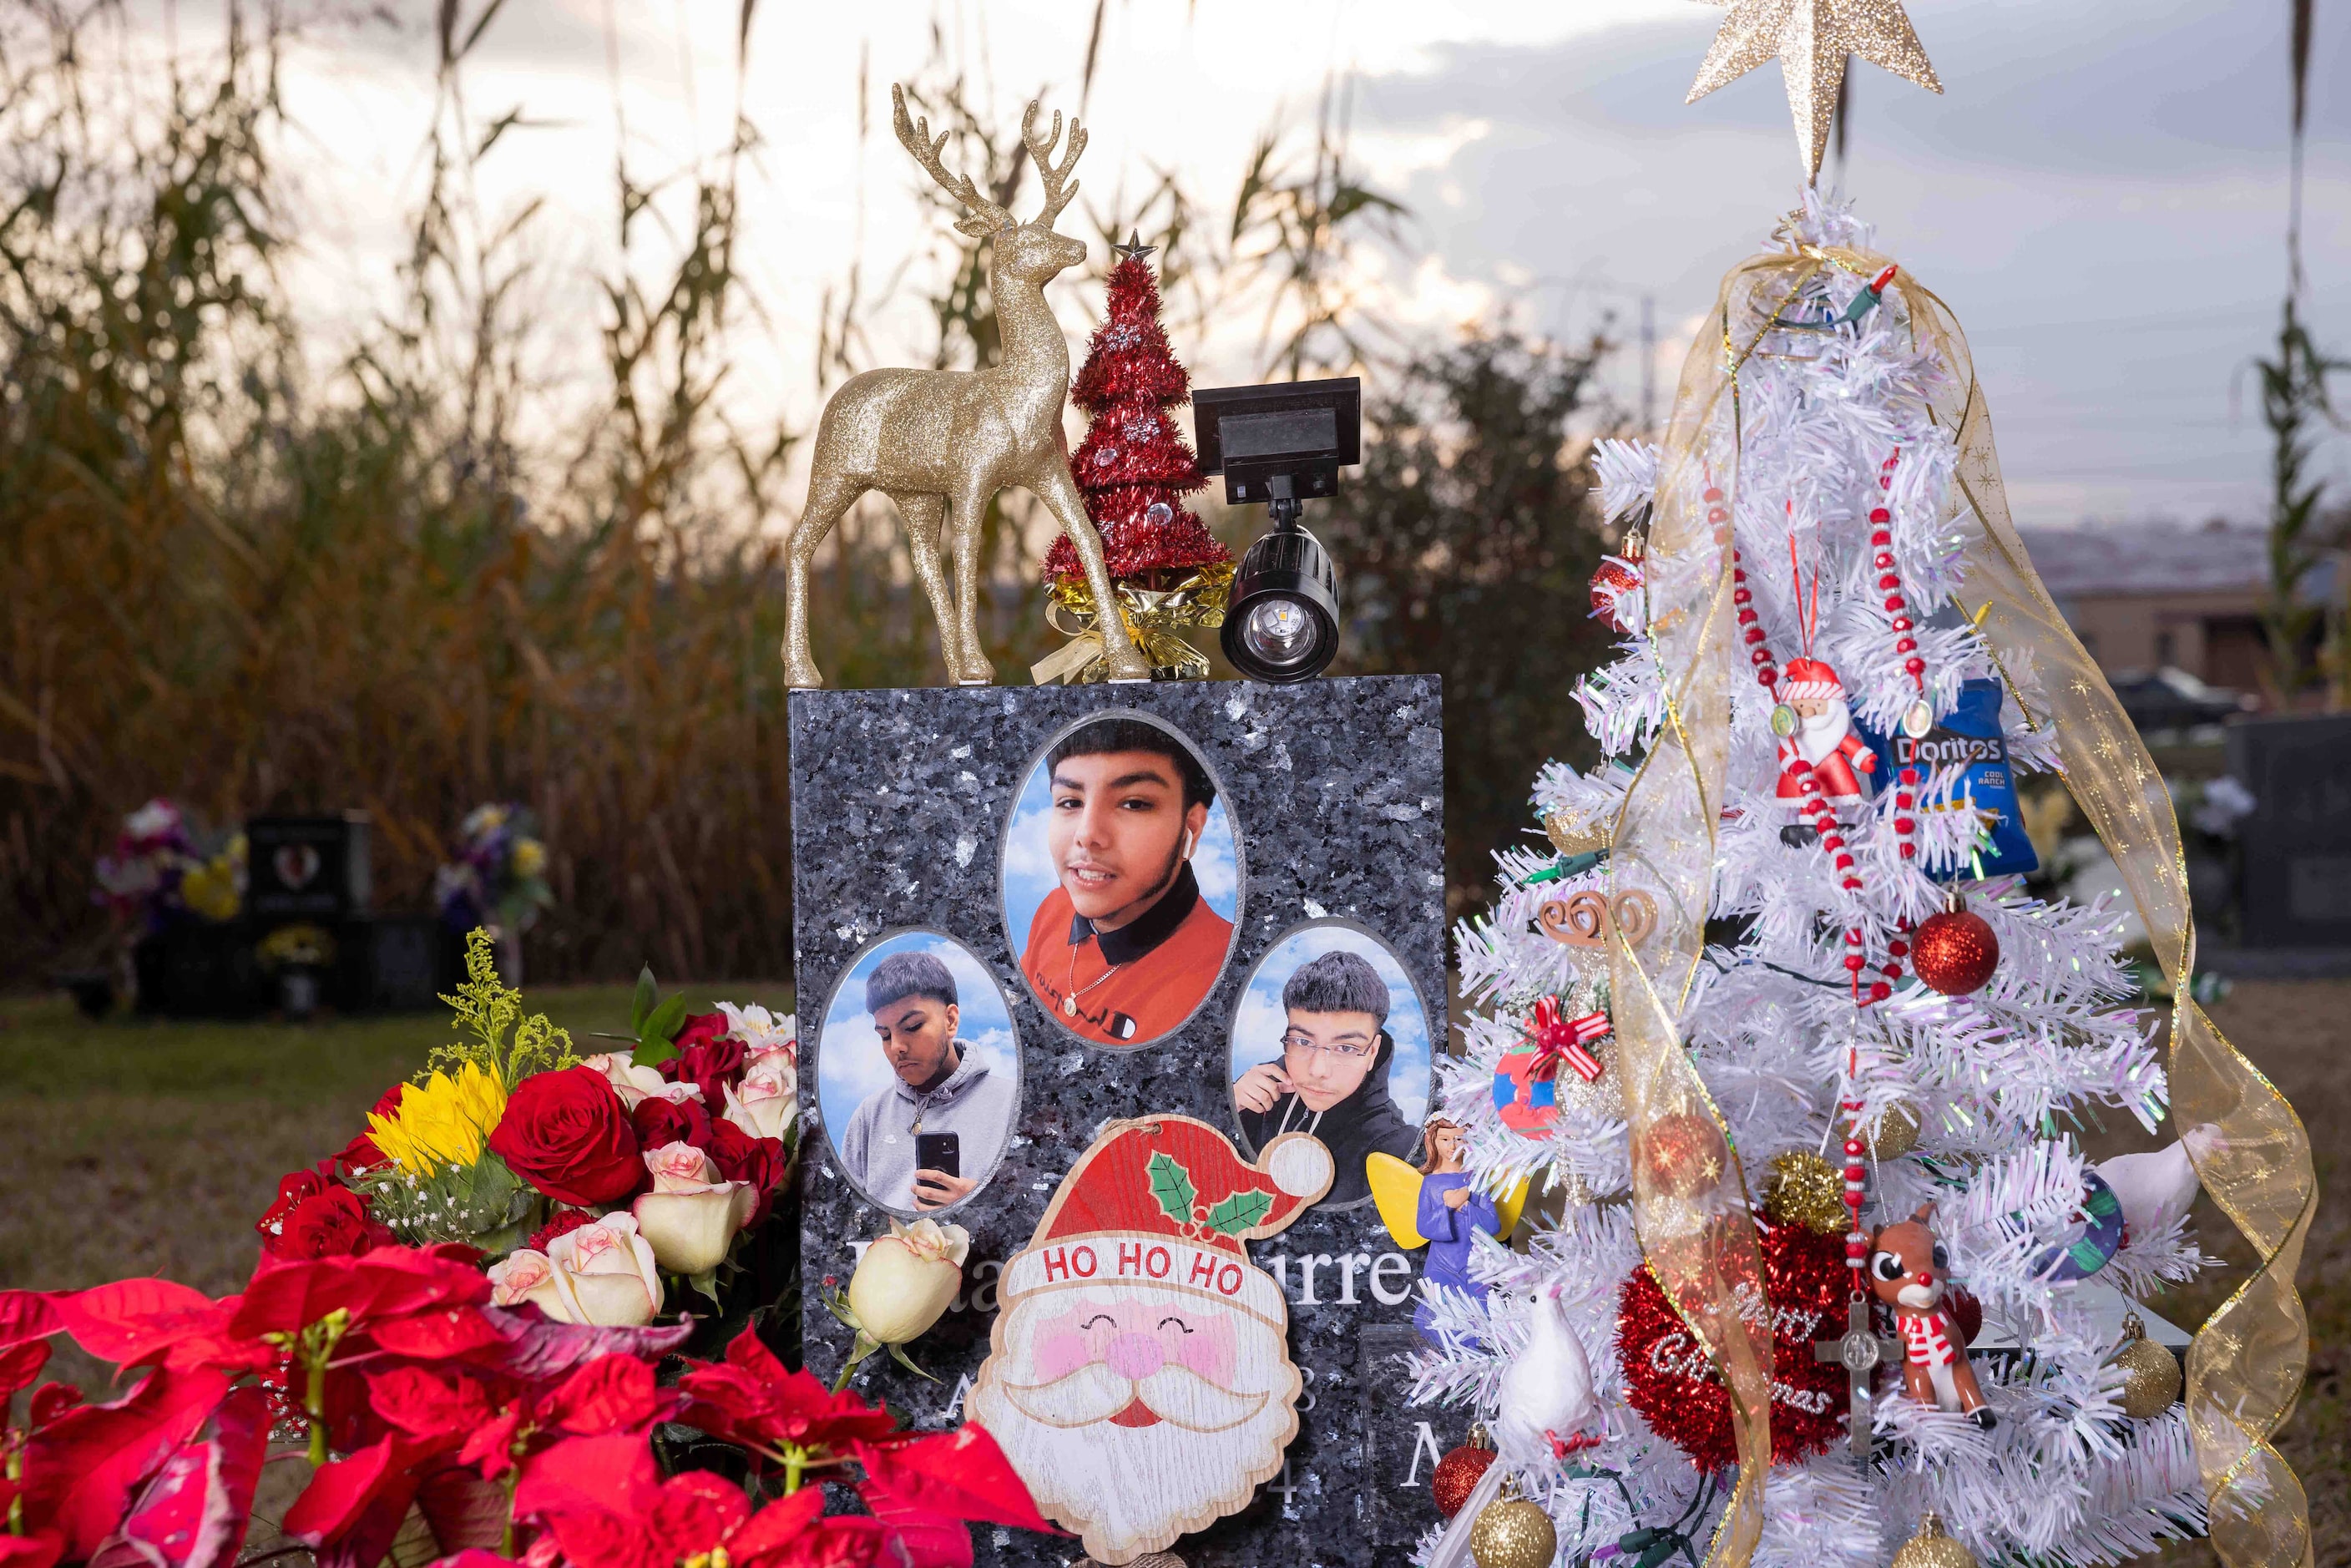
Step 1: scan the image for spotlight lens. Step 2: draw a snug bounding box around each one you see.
[1241,599,1316,665]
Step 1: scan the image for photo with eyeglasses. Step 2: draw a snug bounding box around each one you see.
[1227,922,1433,1210]
[1001,712,1241,1048]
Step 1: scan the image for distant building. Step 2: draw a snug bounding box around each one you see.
[2020,521,2335,701]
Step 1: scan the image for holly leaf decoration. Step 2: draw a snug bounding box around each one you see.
[1202,1189,1272,1237]
[1145,1153,1196,1226]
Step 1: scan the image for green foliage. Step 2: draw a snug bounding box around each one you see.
[1202,1188,1272,1236]
[1315,328,1619,913]
[595,963,694,1067]
[428,928,578,1088]
[355,1148,535,1252]
[1146,1151,1198,1226]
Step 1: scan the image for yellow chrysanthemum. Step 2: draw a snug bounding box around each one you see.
[511,837,547,878]
[368,1062,508,1176]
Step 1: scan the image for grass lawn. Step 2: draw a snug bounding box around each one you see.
[0,981,791,1304]
[0,977,2338,1565]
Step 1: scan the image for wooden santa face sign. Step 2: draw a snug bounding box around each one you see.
[969,1115,1334,1565]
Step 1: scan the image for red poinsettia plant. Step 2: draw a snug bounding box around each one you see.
[3,933,1056,1567]
[0,1258,1051,1568]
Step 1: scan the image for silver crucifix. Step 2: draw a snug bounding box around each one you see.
[1813,1294,1903,1459]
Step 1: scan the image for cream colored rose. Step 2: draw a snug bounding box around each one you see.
[847,1218,970,1344]
[544,1213,664,1325]
[486,1248,569,1318]
[721,1060,796,1142]
[631,1141,756,1275]
[581,1052,671,1110]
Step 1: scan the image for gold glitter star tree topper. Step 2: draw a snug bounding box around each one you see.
[1686,0,1943,180]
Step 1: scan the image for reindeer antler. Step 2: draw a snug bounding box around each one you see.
[892,83,1012,240]
[1021,99,1084,228]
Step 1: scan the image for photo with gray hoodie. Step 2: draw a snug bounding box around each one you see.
[833,948,1021,1213]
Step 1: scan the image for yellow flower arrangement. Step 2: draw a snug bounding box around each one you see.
[512,837,547,878]
[367,1061,508,1176]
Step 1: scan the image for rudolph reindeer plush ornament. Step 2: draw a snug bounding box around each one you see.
[1869,1203,1995,1429]
[780,86,1150,690]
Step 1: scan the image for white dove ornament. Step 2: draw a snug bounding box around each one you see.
[2096,1122,2225,1244]
[1428,1287,1596,1568]
[1498,1285,1601,1462]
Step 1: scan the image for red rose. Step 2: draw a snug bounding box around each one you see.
[528,1208,599,1252]
[489,1067,643,1206]
[630,1093,711,1154]
[665,1037,747,1107]
[705,1122,791,1227]
[274,1186,395,1262]
[665,1012,730,1060]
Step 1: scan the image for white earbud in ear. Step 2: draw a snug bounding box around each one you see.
[1181,828,1197,859]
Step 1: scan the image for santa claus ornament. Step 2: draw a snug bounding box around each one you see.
[968,1115,1334,1565]
[1773,655,1879,811]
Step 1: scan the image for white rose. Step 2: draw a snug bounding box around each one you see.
[544,1213,664,1326]
[630,1141,757,1274]
[847,1218,970,1344]
[581,1052,671,1110]
[486,1248,572,1320]
[721,1060,796,1142]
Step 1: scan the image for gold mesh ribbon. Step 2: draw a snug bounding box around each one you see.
[1030,564,1233,685]
[1620,239,2315,1567]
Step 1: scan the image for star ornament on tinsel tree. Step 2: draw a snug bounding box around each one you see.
[1686,0,1943,179]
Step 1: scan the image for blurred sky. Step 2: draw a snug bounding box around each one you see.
[1228,923,1433,1134]
[155,0,2350,529]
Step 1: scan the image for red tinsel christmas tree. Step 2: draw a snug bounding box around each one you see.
[1044,242,1231,588]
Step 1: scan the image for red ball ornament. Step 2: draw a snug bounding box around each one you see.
[1914,905,2000,995]
[1432,1441,1496,1518]
[1591,555,1644,634]
[1639,1111,1723,1199]
[1616,1222,1848,1470]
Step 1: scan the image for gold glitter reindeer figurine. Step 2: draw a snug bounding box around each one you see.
[780,86,1150,689]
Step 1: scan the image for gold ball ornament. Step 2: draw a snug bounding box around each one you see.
[1865,1103,1923,1161]
[1889,1512,1979,1568]
[1469,1485,1558,1568]
[1543,806,1612,858]
[1764,1151,1848,1235]
[2111,1312,2184,1419]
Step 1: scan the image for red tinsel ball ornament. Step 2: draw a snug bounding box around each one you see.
[1913,907,2000,995]
[1616,1221,1848,1470]
[1432,1442,1496,1518]
[1590,556,1643,634]
[1640,1111,1724,1200]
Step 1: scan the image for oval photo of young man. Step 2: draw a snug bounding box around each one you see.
[1228,923,1433,1211]
[1001,713,1240,1047]
[816,930,1022,1217]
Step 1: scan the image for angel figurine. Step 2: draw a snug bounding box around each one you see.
[1368,1116,1527,1346]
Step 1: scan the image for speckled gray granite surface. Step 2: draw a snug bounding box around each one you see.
[791,676,1449,1565]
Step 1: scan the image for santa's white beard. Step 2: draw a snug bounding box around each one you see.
[970,1291,1298,1563]
[1792,703,1852,766]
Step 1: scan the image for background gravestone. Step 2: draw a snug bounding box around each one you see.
[2227,714,2351,949]
[791,675,1449,1567]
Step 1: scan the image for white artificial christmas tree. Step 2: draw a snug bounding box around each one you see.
[1407,195,2235,1568]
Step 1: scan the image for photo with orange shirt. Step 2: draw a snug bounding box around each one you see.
[1004,715,1238,1045]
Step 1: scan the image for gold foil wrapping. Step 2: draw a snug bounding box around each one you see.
[1621,240,2314,1566]
[1031,564,1233,685]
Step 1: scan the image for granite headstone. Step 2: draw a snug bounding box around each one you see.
[791,676,1449,1566]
